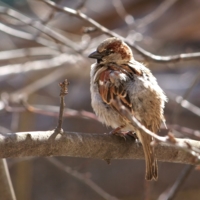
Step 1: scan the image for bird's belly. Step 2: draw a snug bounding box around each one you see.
[91,92,125,129]
[91,93,142,132]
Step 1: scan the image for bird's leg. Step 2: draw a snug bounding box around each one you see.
[109,125,126,139]
[109,125,124,134]
[123,131,138,140]
[109,126,137,140]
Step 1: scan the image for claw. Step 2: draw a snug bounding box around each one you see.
[125,132,138,140]
[109,126,137,141]
[109,125,125,134]
[110,130,127,140]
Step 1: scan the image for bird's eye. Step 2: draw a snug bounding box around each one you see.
[106,49,114,55]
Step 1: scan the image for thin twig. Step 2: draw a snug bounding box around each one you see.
[5,55,82,102]
[56,79,69,133]
[0,54,81,77]
[33,0,64,39]
[167,92,200,117]
[175,96,200,117]
[0,97,100,122]
[182,72,200,100]
[10,67,69,101]
[40,0,200,63]
[157,165,194,200]
[47,158,119,200]
[49,79,69,140]
[0,159,16,200]
[0,22,60,51]
[173,71,200,123]
[166,124,200,139]
[0,47,58,61]
[76,0,87,10]
[136,0,179,28]
[23,102,100,122]
[112,0,134,28]
[0,6,80,52]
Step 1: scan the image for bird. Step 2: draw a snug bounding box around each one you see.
[89,37,167,180]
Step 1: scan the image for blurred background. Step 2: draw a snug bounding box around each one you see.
[0,0,200,199]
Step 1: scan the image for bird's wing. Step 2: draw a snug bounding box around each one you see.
[95,63,142,114]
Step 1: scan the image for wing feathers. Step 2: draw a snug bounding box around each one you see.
[97,64,133,111]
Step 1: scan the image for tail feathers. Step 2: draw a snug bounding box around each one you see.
[145,148,158,180]
[137,131,158,181]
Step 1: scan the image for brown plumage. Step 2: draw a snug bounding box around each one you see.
[89,37,167,180]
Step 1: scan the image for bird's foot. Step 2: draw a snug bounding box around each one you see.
[125,132,138,140]
[109,126,126,140]
[109,126,137,141]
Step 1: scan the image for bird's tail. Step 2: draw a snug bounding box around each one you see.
[137,130,158,181]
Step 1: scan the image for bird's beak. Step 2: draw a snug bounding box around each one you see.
[88,51,102,59]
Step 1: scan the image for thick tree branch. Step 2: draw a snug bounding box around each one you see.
[0,131,199,165]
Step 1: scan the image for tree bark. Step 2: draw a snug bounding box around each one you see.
[0,130,199,164]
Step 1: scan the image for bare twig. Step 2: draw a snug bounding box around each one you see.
[182,72,200,100]
[0,47,58,61]
[23,103,100,122]
[168,92,200,117]
[56,79,69,133]
[0,22,32,40]
[40,0,200,63]
[33,0,64,39]
[76,0,87,10]
[112,0,134,27]
[49,79,69,140]
[0,54,81,77]
[0,97,100,122]
[0,159,16,200]
[0,22,60,51]
[10,67,69,101]
[47,158,119,200]
[82,26,97,33]
[173,71,200,123]
[175,96,200,117]
[158,165,194,200]
[167,124,200,139]
[136,0,179,28]
[0,6,80,52]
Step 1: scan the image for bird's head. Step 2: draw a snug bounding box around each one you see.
[89,37,133,64]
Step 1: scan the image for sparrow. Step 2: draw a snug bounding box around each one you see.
[89,37,167,180]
